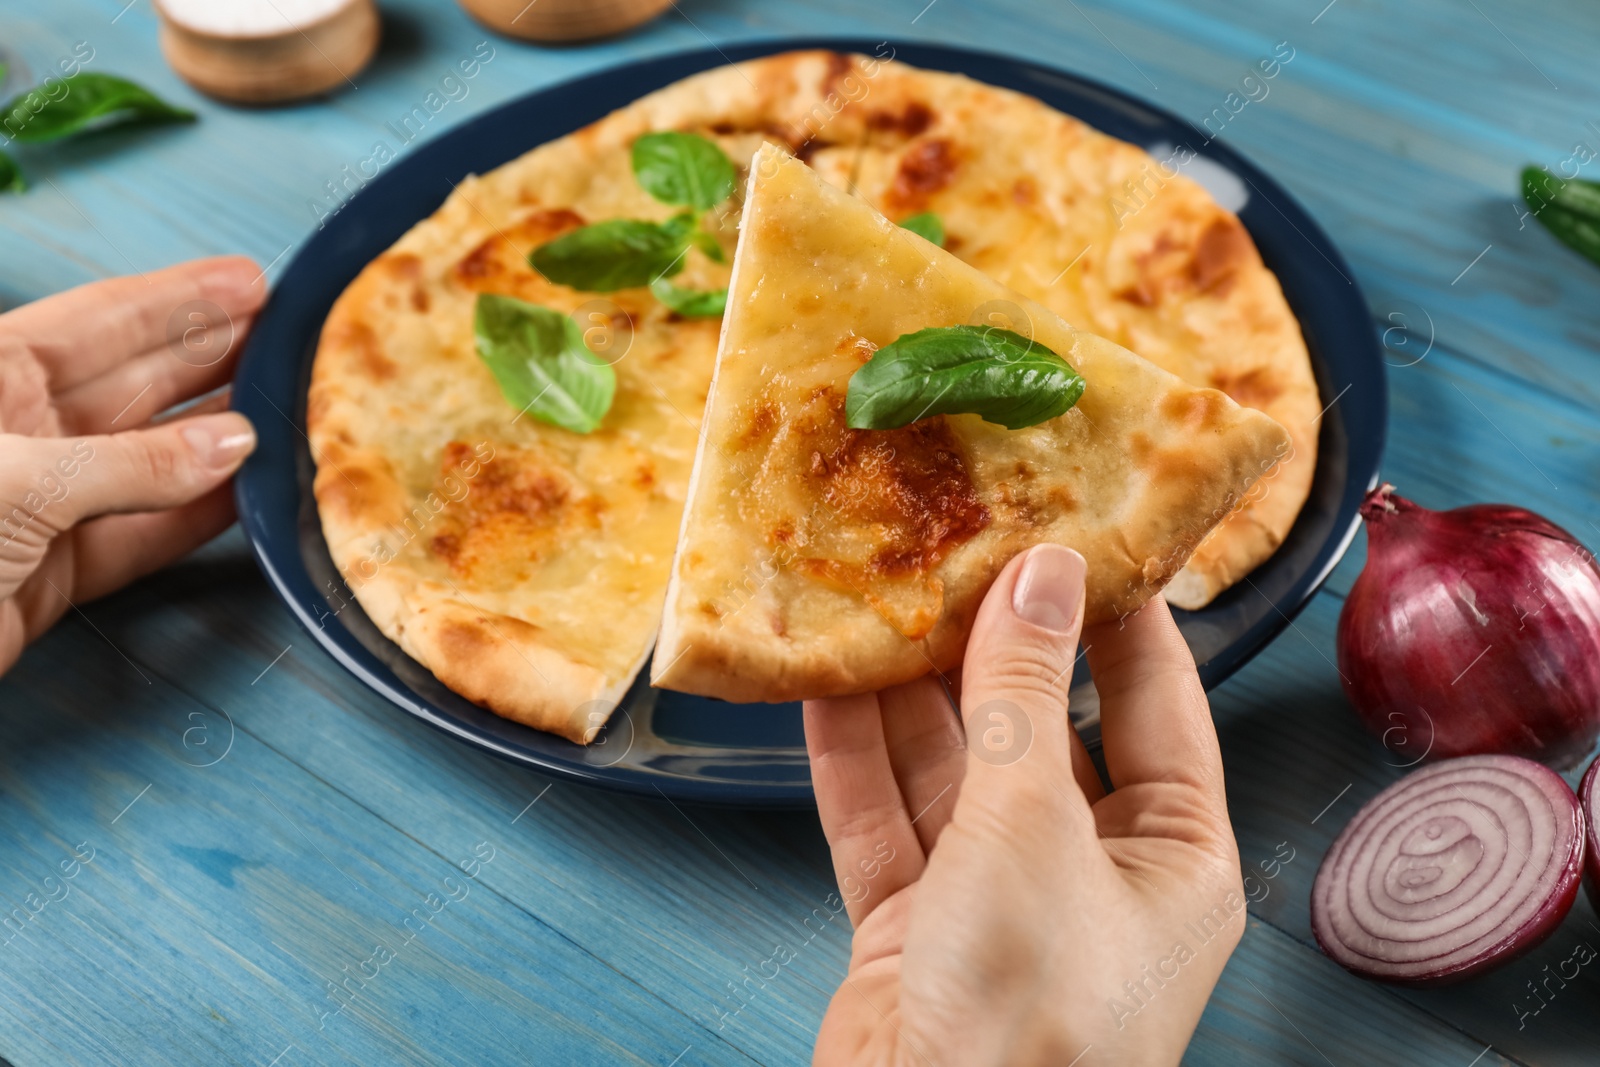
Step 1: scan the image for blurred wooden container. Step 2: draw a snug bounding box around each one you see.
[457,0,673,42]
[155,0,380,105]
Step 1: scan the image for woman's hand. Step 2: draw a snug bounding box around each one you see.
[0,257,264,676]
[805,545,1244,1066]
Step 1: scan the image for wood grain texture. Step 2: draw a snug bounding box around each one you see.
[1,0,1597,1063]
[0,624,765,1066]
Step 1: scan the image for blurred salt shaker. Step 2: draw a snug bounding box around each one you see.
[155,0,379,105]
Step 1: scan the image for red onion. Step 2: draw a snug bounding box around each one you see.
[1336,485,1600,769]
[1311,755,1584,984]
[1580,756,1600,913]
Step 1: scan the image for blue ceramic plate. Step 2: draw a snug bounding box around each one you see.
[233,38,1385,807]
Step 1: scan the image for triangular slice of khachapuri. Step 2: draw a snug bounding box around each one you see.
[652,144,1290,703]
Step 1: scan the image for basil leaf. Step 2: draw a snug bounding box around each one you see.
[1523,166,1600,268]
[0,150,23,194]
[649,277,726,317]
[530,215,693,292]
[631,131,736,211]
[846,325,1084,431]
[658,211,699,242]
[898,212,945,247]
[474,293,615,434]
[1,73,194,144]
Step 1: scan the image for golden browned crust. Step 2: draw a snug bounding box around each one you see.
[651,147,1290,703]
[400,604,634,741]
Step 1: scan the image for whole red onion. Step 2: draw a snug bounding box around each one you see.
[1336,485,1600,769]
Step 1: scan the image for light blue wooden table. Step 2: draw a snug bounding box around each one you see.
[3,0,1598,1063]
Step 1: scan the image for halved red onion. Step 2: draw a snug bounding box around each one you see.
[1580,756,1600,913]
[1311,755,1584,985]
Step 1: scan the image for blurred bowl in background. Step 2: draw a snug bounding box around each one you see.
[456,0,673,43]
[155,0,379,105]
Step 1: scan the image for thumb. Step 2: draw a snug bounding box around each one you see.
[56,412,257,523]
[958,544,1090,797]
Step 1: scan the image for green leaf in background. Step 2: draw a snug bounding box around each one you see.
[529,213,696,292]
[846,325,1085,432]
[1522,165,1600,269]
[0,150,24,194]
[631,131,736,211]
[687,228,725,263]
[474,293,616,434]
[1,73,194,144]
[649,277,727,317]
[898,212,946,247]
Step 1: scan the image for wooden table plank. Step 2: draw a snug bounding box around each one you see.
[0,627,760,1067]
[1321,327,1600,603]
[1197,921,1519,1067]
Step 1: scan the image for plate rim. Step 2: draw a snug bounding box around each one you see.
[232,35,1386,807]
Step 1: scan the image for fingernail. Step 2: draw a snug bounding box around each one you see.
[1012,544,1087,632]
[181,413,257,469]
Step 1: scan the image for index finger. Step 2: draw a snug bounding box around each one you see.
[1082,597,1226,811]
[2,256,265,392]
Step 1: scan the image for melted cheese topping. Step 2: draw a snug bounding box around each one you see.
[732,352,991,639]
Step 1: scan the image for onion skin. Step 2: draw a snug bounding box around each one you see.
[1311,755,1584,985]
[1581,756,1600,914]
[1336,486,1600,769]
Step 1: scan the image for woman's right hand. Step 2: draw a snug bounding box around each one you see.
[805,544,1246,1066]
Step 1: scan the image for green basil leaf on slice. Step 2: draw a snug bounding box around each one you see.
[631,131,736,211]
[1,73,195,144]
[897,212,945,247]
[474,293,615,434]
[530,217,692,292]
[845,325,1085,432]
[649,277,726,317]
[0,150,24,194]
